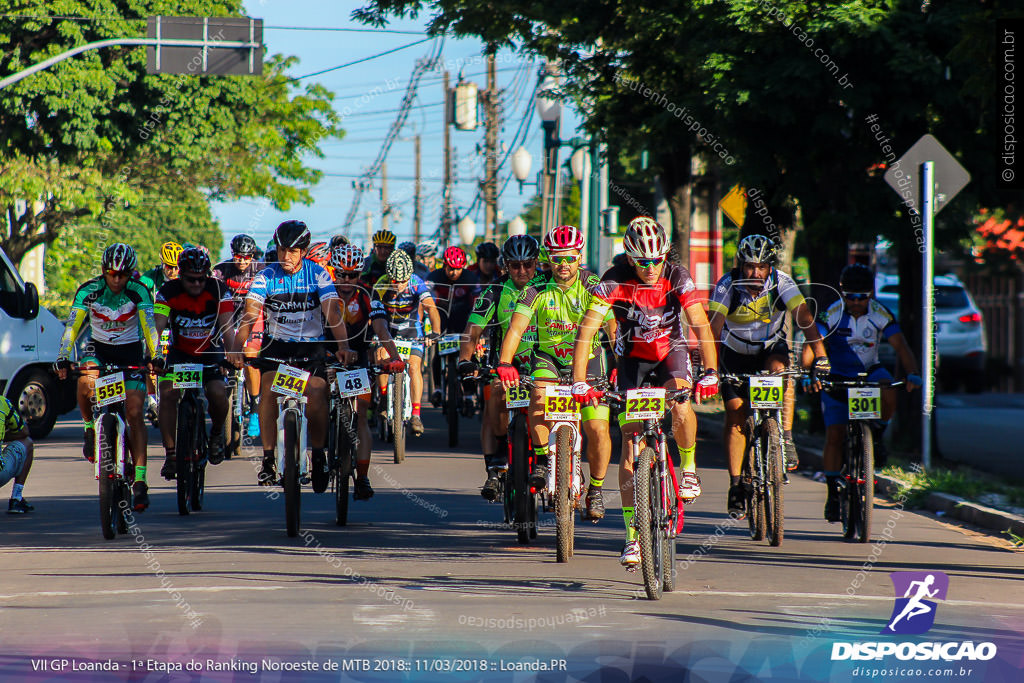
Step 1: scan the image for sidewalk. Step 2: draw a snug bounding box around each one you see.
[693,402,1024,542]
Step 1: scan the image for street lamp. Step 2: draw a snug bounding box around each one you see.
[507,215,527,236]
[457,216,477,246]
[536,67,563,235]
[512,146,533,193]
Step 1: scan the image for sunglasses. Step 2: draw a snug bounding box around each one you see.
[842,291,871,301]
[182,275,207,284]
[105,269,131,279]
[337,272,360,279]
[634,257,665,269]
[548,254,578,265]
[507,260,536,271]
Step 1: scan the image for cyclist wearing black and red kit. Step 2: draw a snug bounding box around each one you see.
[154,247,236,480]
[571,217,720,569]
[426,246,480,405]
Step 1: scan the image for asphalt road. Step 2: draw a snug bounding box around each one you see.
[1,407,1021,682]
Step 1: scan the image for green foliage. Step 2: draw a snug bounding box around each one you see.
[0,1,341,266]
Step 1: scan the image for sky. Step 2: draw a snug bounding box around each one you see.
[211,1,582,260]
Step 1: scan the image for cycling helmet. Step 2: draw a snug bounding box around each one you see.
[442,246,468,269]
[230,234,257,256]
[623,216,670,259]
[103,243,138,273]
[178,246,212,275]
[416,239,439,258]
[736,234,779,265]
[398,241,417,260]
[372,229,397,246]
[501,234,540,262]
[328,234,350,249]
[274,220,311,249]
[331,244,364,272]
[475,241,499,260]
[307,241,331,265]
[544,224,585,252]
[386,250,414,281]
[160,241,183,267]
[839,263,875,294]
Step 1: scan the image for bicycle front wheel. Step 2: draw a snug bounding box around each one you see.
[851,422,874,543]
[283,410,301,537]
[744,416,765,541]
[98,414,118,540]
[634,446,663,600]
[762,416,785,547]
[446,357,459,448]
[510,414,532,544]
[392,373,406,464]
[334,403,354,527]
[554,425,575,562]
[176,398,197,516]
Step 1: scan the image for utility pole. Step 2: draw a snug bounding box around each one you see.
[381,160,389,232]
[414,134,422,242]
[442,70,454,245]
[483,52,499,242]
[365,210,373,246]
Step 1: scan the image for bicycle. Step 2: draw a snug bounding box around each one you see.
[378,337,425,464]
[722,369,804,547]
[819,374,904,543]
[327,362,376,526]
[224,366,248,460]
[436,333,463,447]
[254,355,321,537]
[603,380,691,600]
[75,364,143,540]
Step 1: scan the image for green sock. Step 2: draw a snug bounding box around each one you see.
[622,506,637,542]
[678,444,696,471]
[135,465,147,484]
[84,420,94,431]
[534,444,548,465]
[589,476,604,488]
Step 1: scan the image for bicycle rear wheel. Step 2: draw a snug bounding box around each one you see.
[744,416,765,541]
[98,414,118,540]
[853,422,874,543]
[446,357,459,447]
[176,398,197,516]
[511,415,532,544]
[662,450,678,592]
[635,446,663,600]
[392,373,406,463]
[554,425,575,562]
[283,410,301,537]
[762,416,785,547]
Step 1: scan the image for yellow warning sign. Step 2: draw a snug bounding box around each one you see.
[719,184,747,227]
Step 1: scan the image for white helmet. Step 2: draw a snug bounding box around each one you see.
[623,217,670,259]
[736,234,779,265]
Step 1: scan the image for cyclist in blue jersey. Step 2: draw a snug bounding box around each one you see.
[371,250,442,436]
[229,220,358,485]
[803,263,921,521]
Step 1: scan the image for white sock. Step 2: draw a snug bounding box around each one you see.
[11,483,24,500]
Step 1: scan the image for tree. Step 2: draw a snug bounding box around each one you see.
[0,2,341,265]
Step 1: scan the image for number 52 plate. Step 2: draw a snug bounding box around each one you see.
[544,385,580,421]
[271,364,310,398]
[625,388,666,420]
[749,376,784,409]
[336,368,371,398]
[848,387,881,420]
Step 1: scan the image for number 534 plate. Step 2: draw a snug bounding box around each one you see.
[544,386,580,421]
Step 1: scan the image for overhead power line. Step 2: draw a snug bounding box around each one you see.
[287,37,434,83]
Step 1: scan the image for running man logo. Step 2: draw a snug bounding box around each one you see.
[882,571,949,635]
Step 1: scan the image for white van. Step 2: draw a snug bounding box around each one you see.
[0,246,76,437]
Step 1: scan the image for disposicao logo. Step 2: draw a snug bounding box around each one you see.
[884,571,948,635]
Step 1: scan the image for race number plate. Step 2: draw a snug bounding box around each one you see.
[394,339,415,360]
[749,376,784,409]
[336,368,371,398]
[848,387,881,420]
[505,385,530,409]
[437,334,460,355]
[271,364,310,399]
[544,385,580,422]
[171,363,203,389]
[625,388,666,421]
[95,372,126,407]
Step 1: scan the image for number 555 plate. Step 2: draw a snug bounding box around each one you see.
[625,388,666,420]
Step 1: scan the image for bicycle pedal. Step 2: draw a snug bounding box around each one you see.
[624,564,640,574]
[783,472,790,485]
[300,475,311,485]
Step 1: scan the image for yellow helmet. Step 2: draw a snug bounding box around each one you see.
[160,242,183,267]
[371,229,396,246]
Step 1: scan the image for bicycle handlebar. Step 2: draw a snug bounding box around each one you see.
[818,375,906,389]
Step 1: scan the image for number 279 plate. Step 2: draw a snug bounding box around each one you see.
[749,376,783,409]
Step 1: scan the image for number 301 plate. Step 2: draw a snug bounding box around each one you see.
[848,387,881,420]
[625,388,666,420]
[336,368,371,398]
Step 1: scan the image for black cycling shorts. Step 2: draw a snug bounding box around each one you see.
[531,348,606,383]
[616,351,692,392]
[81,340,146,391]
[254,338,328,380]
[720,340,790,402]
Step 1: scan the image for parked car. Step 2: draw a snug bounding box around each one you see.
[874,274,988,393]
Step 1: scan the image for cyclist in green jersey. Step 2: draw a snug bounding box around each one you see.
[458,235,540,500]
[0,396,34,514]
[496,225,616,522]
[140,241,182,292]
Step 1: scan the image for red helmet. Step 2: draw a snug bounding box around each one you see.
[544,224,585,252]
[307,241,330,265]
[443,246,468,268]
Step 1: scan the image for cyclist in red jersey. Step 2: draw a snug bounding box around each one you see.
[571,217,720,568]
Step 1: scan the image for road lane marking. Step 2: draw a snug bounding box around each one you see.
[0,586,282,600]
[677,589,1024,608]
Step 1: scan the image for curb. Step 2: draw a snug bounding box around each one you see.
[696,411,1024,540]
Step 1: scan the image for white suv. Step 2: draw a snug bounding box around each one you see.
[874,274,987,392]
